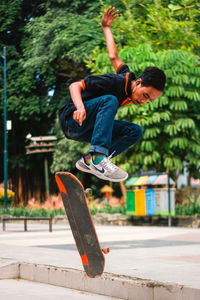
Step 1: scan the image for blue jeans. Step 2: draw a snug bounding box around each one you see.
[64,95,143,157]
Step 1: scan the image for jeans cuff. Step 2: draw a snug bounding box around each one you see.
[89,145,109,156]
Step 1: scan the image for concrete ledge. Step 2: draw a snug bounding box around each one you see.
[53,214,200,228]
[0,262,19,279]
[1,261,200,300]
[1,214,200,228]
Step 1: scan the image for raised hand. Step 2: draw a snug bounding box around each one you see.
[102,7,119,28]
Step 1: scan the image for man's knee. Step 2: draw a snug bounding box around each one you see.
[129,124,143,143]
[101,95,118,111]
[135,124,143,140]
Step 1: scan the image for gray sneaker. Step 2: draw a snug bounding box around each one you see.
[90,156,128,182]
[75,156,105,179]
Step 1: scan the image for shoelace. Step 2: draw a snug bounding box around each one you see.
[107,151,116,160]
[101,151,118,172]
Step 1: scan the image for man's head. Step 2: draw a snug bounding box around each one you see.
[131,66,166,105]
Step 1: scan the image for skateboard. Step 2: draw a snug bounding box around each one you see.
[55,172,109,278]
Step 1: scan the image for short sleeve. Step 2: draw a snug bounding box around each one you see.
[81,79,86,90]
[116,64,130,74]
[82,74,116,92]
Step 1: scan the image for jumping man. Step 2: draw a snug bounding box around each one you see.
[58,7,166,182]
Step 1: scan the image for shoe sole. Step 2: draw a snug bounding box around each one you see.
[96,173,129,182]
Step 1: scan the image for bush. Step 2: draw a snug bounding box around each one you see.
[0,204,126,218]
[89,205,126,215]
[175,203,200,216]
[0,188,15,207]
[175,187,200,216]
[0,206,66,218]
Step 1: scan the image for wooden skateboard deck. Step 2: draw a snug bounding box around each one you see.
[55,172,106,278]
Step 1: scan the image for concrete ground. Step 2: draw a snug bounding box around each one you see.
[0,279,121,300]
[0,222,200,299]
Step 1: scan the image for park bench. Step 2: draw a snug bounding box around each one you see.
[2,217,53,232]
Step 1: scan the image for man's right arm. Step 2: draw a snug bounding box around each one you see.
[69,81,86,126]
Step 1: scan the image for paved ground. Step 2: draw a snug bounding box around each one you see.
[0,222,200,298]
[0,279,121,300]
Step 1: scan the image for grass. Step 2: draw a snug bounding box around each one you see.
[0,205,126,218]
[0,207,66,218]
[1,203,200,218]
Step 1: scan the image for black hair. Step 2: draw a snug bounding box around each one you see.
[139,66,166,91]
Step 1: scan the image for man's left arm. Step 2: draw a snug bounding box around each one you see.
[102,7,124,72]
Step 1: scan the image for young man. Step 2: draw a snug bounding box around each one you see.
[59,7,166,182]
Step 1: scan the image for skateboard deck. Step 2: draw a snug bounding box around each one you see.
[55,172,106,278]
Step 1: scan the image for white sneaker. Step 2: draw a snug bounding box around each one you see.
[90,155,128,182]
[75,156,105,179]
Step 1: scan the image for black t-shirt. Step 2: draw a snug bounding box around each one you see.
[58,63,135,127]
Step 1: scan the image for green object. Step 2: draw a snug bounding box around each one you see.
[3,47,7,208]
[126,190,135,216]
[125,177,139,187]
[93,156,105,164]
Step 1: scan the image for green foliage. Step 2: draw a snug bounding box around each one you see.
[23,9,102,69]
[175,193,200,216]
[0,205,126,217]
[0,1,103,195]
[0,206,65,218]
[112,0,200,54]
[175,204,200,215]
[89,205,126,216]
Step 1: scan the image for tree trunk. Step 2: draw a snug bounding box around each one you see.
[120,181,127,203]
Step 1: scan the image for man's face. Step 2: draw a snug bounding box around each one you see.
[131,81,162,105]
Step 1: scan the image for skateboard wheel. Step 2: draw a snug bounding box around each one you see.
[102,247,110,254]
[85,188,93,197]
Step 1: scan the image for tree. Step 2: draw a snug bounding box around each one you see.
[111,0,200,54]
[0,0,104,202]
[0,0,51,202]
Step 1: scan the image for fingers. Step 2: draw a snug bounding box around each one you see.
[73,110,86,126]
[105,6,119,18]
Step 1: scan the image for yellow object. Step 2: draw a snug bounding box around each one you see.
[0,188,15,206]
[101,185,114,198]
[100,185,114,193]
[134,189,146,216]
[133,176,148,186]
[0,188,15,199]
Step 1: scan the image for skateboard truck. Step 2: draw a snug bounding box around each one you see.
[85,188,93,197]
[102,247,110,254]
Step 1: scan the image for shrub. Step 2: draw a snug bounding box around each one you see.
[0,188,15,207]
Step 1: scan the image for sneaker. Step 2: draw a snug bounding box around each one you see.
[90,155,128,182]
[75,156,105,179]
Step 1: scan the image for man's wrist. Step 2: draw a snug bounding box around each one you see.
[76,104,85,111]
[102,25,110,30]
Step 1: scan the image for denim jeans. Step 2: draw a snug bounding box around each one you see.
[64,95,143,157]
